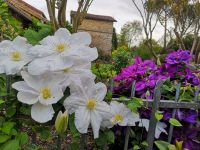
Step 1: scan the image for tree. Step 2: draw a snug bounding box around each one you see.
[119,21,143,47]
[112,27,118,50]
[132,0,162,61]
[45,0,93,32]
[72,0,93,33]
[136,39,162,60]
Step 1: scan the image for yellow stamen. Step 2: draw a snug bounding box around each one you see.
[10,51,22,61]
[63,68,70,73]
[41,87,51,100]
[56,44,65,53]
[86,99,96,110]
[114,114,123,123]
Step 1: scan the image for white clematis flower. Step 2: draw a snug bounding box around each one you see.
[103,101,140,128]
[64,80,110,138]
[138,119,167,139]
[55,63,96,88]
[12,71,64,123]
[28,28,98,75]
[0,36,34,75]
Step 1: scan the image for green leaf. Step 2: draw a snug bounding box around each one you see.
[155,111,163,121]
[2,122,15,135]
[6,107,16,117]
[67,143,79,150]
[119,96,127,101]
[69,115,80,138]
[155,141,171,150]
[0,135,10,143]
[105,130,115,143]
[133,145,140,150]
[10,129,17,136]
[40,129,51,140]
[17,132,29,145]
[169,118,182,127]
[141,141,148,147]
[0,100,5,105]
[127,97,143,113]
[2,139,19,150]
[168,144,177,150]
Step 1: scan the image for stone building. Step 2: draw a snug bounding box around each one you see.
[4,0,47,28]
[71,11,116,56]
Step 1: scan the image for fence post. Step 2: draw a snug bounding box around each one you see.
[124,80,136,150]
[194,85,200,102]
[146,80,164,150]
[167,83,181,143]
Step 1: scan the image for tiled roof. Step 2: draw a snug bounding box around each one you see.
[4,0,47,22]
[71,11,117,22]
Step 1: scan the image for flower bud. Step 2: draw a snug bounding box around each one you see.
[145,90,150,98]
[55,110,69,134]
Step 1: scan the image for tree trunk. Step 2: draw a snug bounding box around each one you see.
[58,0,67,27]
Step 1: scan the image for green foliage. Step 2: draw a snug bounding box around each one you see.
[155,141,171,150]
[24,21,52,45]
[135,39,162,59]
[127,97,143,113]
[95,129,115,147]
[66,21,73,33]
[0,0,23,40]
[169,118,182,127]
[112,46,134,73]
[92,63,115,80]
[155,111,163,121]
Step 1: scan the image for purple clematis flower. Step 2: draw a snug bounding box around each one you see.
[173,127,200,150]
[135,76,157,92]
[166,49,192,65]
[176,109,198,124]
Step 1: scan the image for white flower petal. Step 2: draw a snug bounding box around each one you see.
[17,91,38,105]
[155,122,167,139]
[0,40,12,49]
[54,28,71,39]
[62,47,98,62]
[96,101,111,119]
[29,45,54,57]
[12,81,38,95]
[40,35,59,46]
[64,95,84,114]
[4,61,26,75]
[118,117,128,126]
[13,36,27,46]
[31,103,55,123]
[94,82,107,101]
[75,107,90,134]
[28,58,51,75]
[127,112,141,126]
[21,71,43,90]
[70,32,91,46]
[138,119,149,131]
[91,110,102,139]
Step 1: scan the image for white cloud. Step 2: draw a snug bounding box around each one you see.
[24,0,164,40]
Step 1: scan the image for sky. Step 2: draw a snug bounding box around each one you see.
[25,0,164,40]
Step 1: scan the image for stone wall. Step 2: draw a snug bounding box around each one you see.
[77,19,114,56]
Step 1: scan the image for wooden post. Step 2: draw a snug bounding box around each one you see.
[194,85,200,102]
[124,81,136,150]
[146,80,164,150]
[167,83,181,143]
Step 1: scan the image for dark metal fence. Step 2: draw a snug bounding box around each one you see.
[111,80,200,150]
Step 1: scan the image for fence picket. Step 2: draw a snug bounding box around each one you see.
[124,80,136,150]
[167,83,181,143]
